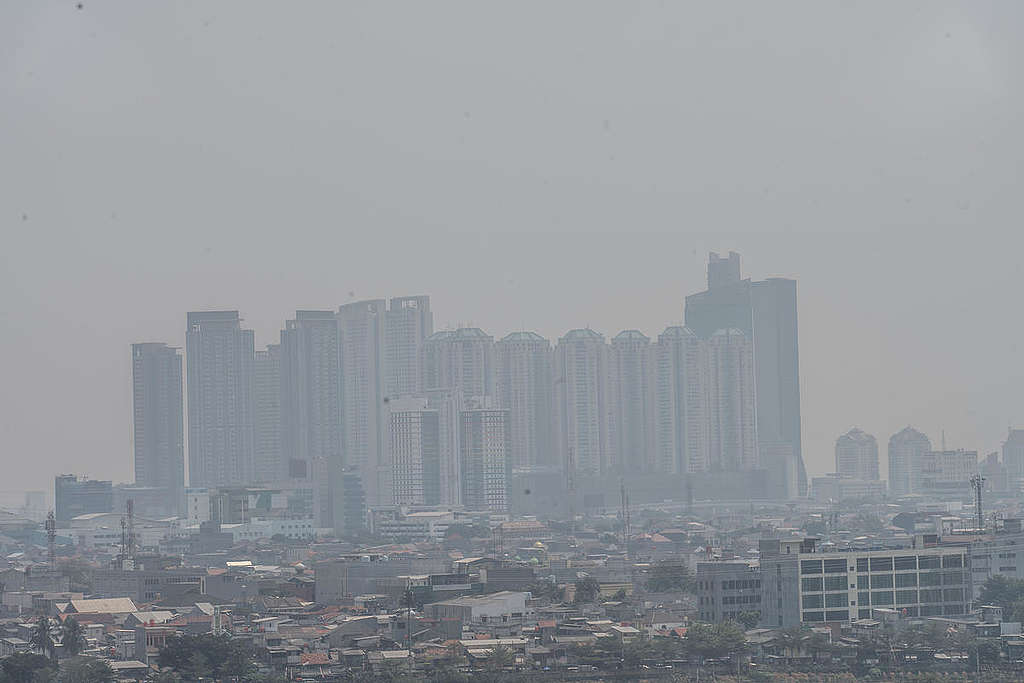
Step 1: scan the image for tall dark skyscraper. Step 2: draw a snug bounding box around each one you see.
[131,342,184,513]
[685,252,806,497]
[186,311,256,487]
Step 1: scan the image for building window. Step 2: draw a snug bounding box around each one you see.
[802,577,823,592]
[870,574,893,589]
[894,556,917,571]
[801,560,823,575]
[942,555,963,569]
[870,557,893,572]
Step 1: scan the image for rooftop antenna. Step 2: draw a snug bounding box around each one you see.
[970,474,985,533]
[941,430,946,452]
[45,511,56,569]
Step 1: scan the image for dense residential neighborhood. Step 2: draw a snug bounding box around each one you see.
[6,485,1024,681]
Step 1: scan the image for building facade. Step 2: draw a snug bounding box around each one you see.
[653,326,708,475]
[553,329,612,476]
[55,475,113,522]
[387,397,441,506]
[185,311,256,487]
[707,328,757,472]
[835,428,879,481]
[460,406,510,513]
[337,300,387,505]
[696,561,762,623]
[253,344,282,483]
[131,343,184,514]
[384,295,433,398]
[760,537,970,627]
[888,426,932,496]
[495,331,552,470]
[609,330,655,473]
[685,252,805,496]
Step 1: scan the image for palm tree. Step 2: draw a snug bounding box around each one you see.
[30,616,54,660]
[61,616,86,657]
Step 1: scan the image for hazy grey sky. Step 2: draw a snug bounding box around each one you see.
[3,1,1023,496]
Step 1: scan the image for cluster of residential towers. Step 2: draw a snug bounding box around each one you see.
[131,253,807,533]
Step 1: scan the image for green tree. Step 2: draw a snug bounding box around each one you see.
[156,633,254,678]
[29,617,54,660]
[526,580,563,603]
[61,617,87,657]
[685,621,747,660]
[1,653,57,683]
[573,577,600,604]
[645,562,695,592]
[736,611,760,630]
[58,657,114,683]
[979,575,1024,609]
[485,644,514,671]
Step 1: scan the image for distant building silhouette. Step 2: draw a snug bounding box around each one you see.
[554,328,612,476]
[460,403,510,513]
[186,311,255,487]
[835,428,879,481]
[281,310,341,528]
[1003,429,1024,493]
[253,344,282,483]
[495,332,553,470]
[654,326,708,475]
[609,330,655,473]
[387,396,440,506]
[707,328,758,472]
[685,252,805,497]
[131,342,184,514]
[337,300,387,506]
[888,426,931,496]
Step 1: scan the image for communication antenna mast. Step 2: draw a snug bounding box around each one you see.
[119,516,127,569]
[566,447,576,541]
[126,499,136,568]
[618,493,626,565]
[45,511,56,569]
[970,475,985,533]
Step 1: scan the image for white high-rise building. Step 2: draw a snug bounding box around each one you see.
[253,344,283,483]
[186,311,255,487]
[707,328,757,472]
[460,404,510,513]
[553,328,612,476]
[131,343,184,514]
[835,428,879,481]
[420,327,495,399]
[495,332,552,470]
[653,326,708,475]
[337,300,387,505]
[888,426,931,496]
[609,330,655,473]
[387,397,440,506]
[385,296,432,397]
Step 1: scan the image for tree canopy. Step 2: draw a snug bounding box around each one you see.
[645,561,695,592]
[156,633,254,679]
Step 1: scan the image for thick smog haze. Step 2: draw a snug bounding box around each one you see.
[3,2,1024,496]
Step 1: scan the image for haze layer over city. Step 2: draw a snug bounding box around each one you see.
[4,1,1024,497]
